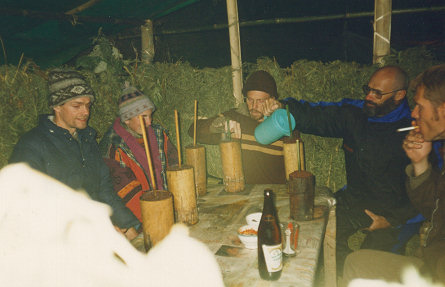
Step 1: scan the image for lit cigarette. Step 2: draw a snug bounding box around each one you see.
[396,126,419,132]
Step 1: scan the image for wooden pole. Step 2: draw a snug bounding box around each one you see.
[139,115,157,190]
[226,0,243,107]
[373,0,392,65]
[141,19,155,64]
[66,0,102,15]
[193,100,198,146]
[175,109,182,167]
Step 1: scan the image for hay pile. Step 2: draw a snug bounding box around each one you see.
[0,46,438,192]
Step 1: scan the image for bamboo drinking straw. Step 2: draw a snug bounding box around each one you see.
[186,100,207,196]
[193,100,197,146]
[286,105,300,171]
[139,115,157,190]
[175,109,182,167]
[296,139,301,171]
[286,105,293,137]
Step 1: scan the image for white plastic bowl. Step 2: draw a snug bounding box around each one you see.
[237,224,258,249]
[246,212,262,228]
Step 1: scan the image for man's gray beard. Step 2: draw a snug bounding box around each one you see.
[363,96,399,117]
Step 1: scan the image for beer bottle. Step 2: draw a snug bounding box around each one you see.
[257,189,282,280]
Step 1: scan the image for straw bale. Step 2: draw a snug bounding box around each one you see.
[0,46,439,193]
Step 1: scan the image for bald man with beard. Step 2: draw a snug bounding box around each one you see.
[263,65,418,277]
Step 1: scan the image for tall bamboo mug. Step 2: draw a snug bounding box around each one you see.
[288,170,314,221]
[185,144,207,197]
[283,137,305,180]
[219,140,245,192]
[140,190,174,251]
[167,165,199,225]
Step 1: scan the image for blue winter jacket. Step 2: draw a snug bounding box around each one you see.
[9,114,139,228]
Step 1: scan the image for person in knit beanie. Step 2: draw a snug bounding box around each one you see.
[117,82,156,134]
[99,83,178,239]
[9,68,140,242]
[48,69,95,108]
[187,70,289,185]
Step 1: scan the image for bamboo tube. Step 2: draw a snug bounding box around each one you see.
[139,115,156,190]
[288,170,315,221]
[140,191,174,250]
[167,165,198,225]
[186,100,207,196]
[186,145,206,196]
[373,0,392,64]
[226,0,243,107]
[283,138,299,181]
[193,100,198,146]
[141,19,155,64]
[299,139,305,171]
[138,116,174,250]
[175,109,182,167]
[219,140,245,192]
[296,139,301,171]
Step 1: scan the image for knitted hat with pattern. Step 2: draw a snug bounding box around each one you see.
[48,69,95,107]
[118,83,155,121]
[242,70,278,99]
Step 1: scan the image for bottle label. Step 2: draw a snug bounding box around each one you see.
[262,243,283,273]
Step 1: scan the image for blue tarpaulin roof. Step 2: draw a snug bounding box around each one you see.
[0,0,199,67]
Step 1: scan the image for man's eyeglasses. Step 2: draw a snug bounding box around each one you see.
[362,85,405,100]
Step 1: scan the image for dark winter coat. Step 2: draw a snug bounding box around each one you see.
[9,114,139,228]
[406,165,445,282]
[285,99,417,226]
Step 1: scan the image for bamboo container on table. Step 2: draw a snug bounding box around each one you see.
[167,110,199,225]
[219,120,245,192]
[283,134,305,180]
[138,115,174,251]
[185,100,207,197]
[283,106,305,180]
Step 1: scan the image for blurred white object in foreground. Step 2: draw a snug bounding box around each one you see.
[0,163,223,287]
[348,266,444,287]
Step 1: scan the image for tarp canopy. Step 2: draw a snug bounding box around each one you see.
[0,0,199,68]
[1,0,444,69]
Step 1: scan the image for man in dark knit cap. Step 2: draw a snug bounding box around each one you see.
[9,69,140,241]
[188,70,289,184]
[99,83,178,224]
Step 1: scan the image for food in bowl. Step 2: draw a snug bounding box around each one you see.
[237,224,258,249]
[239,228,257,236]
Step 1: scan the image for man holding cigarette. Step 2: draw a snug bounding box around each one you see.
[9,69,140,240]
[264,65,418,276]
[342,64,445,286]
[99,83,178,224]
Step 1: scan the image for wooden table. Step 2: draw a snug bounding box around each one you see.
[188,184,336,287]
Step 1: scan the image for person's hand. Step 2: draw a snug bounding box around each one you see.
[114,226,139,241]
[402,122,431,176]
[224,120,241,139]
[259,98,283,122]
[124,227,139,241]
[363,209,391,231]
